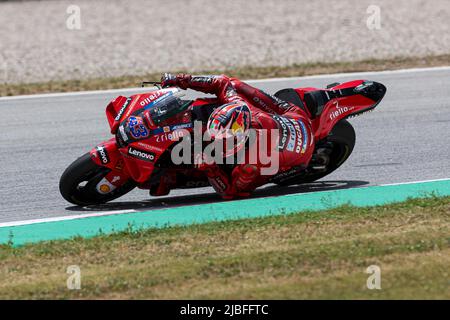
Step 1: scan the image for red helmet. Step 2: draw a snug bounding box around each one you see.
[207,102,252,157]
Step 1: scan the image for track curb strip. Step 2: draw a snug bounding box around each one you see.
[1,179,449,246]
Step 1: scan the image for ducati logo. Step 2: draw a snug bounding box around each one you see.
[114,97,132,121]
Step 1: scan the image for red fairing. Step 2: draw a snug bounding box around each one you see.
[106,91,168,134]
[89,138,132,188]
[105,89,197,184]
[314,93,373,140]
[295,80,386,140]
[90,138,117,167]
[106,96,129,134]
[119,113,194,184]
[118,143,160,184]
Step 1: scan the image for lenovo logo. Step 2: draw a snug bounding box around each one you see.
[127,147,155,162]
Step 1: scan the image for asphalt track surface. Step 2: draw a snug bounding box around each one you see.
[0,67,449,224]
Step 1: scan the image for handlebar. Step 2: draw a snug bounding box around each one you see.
[141,81,162,89]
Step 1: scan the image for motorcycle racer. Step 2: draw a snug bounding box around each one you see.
[161,73,315,199]
[60,71,386,206]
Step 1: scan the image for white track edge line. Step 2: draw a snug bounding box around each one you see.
[0,209,137,228]
[379,177,450,186]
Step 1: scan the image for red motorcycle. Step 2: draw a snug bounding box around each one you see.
[60,79,386,205]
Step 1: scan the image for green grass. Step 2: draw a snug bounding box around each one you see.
[1,54,449,96]
[0,196,449,299]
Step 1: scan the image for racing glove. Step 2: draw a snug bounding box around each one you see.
[194,152,236,199]
[161,73,178,88]
[231,164,259,195]
[161,73,193,89]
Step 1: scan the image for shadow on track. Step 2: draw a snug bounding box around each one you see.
[65,180,369,212]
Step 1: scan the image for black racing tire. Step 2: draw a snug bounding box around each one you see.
[276,120,356,186]
[59,153,136,206]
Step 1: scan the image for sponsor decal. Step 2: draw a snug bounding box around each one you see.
[191,76,214,84]
[137,142,164,153]
[291,119,303,154]
[96,145,110,164]
[128,116,149,139]
[150,122,193,143]
[231,112,244,135]
[96,177,116,194]
[122,94,141,120]
[273,115,296,151]
[115,159,124,171]
[253,96,273,113]
[271,166,303,183]
[119,125,129,142]
[273,116,308,154]
[212,176,227,193]
[261,91,290,110]
[140,89,180,109]
[114,97,132,121]
[128,146,155,162]
[140,91,165,107]
[99,184,111,193]
[329,101,355,121]
[172,123,194,130]
[155,130,187,143]
[284,119,296,152]
[261,91,279,103]
[296,120,308,154]
[272,115,288,150]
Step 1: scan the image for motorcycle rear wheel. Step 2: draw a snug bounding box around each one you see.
[275,119,356,186]
[59,153,136,206]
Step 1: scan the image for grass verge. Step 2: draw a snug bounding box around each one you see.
[1,54,449,96]
[0,196,449,299]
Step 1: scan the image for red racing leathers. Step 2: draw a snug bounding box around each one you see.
[162,74,315,199]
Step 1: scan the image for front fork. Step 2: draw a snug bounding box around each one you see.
[89,138,132,194]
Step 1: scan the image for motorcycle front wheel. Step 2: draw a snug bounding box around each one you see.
[59,153,136,206]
